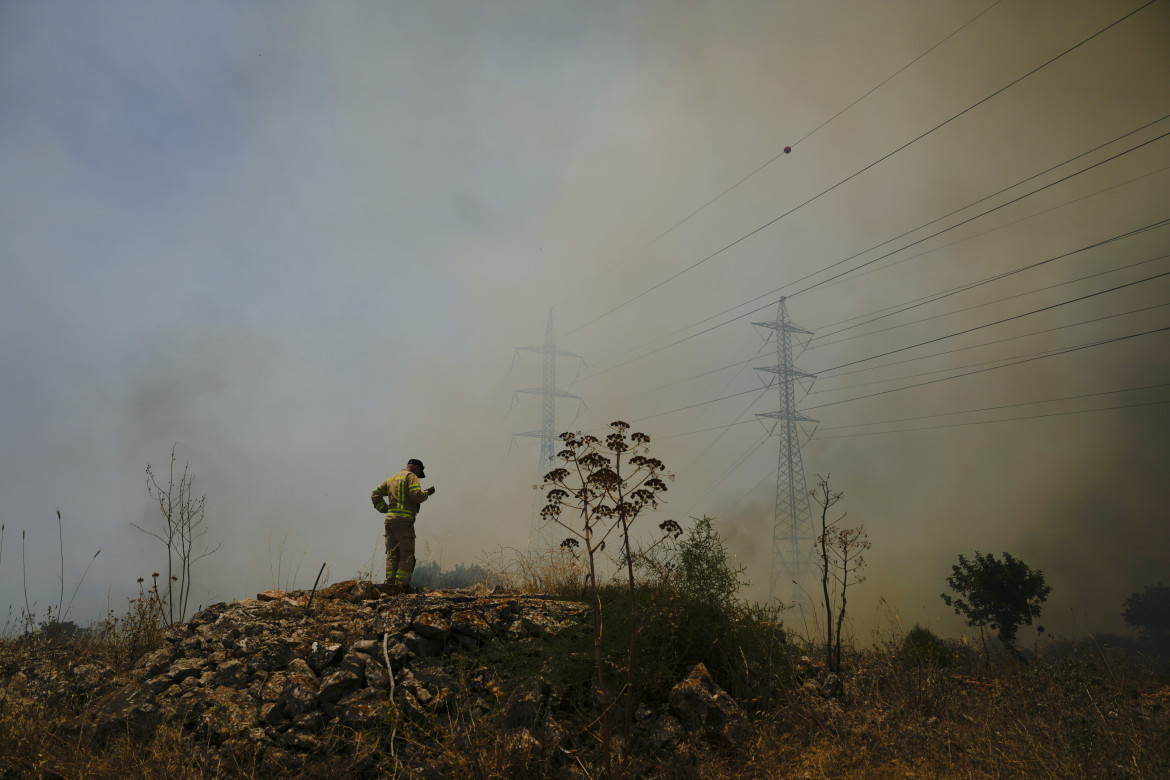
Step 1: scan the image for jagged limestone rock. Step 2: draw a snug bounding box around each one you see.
[667,662,751,746]
[402,630,442,658]
[317,669,361,716]
[411,612,450,642]
[449,609,493,642]
[201,686,256,744]
[334,688,381,726]
[362,654,389,689]
[283,661,318,716]
[305,641,342,673]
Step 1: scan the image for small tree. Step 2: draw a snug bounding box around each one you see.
[1123,582,1170,644]
[133,445,219,625]
[812,475,869,674]
[941,551,1051,659]
[540,422,676,770]
[628,516,773,699]
[669,516,746,612]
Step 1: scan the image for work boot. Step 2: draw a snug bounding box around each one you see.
[378,582,403,596]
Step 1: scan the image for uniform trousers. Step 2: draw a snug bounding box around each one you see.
[384,515,416,584]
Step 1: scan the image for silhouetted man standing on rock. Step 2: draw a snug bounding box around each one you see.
[371,458,435,593]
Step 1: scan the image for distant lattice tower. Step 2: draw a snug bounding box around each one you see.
[753,297,817,602]
[513,310,585,549]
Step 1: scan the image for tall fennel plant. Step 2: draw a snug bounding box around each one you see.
[540,422,678,767]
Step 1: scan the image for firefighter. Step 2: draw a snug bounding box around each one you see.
[371,458,436,593]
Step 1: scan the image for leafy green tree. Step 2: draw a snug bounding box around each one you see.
[1122,582,1170,643]
[940,551,1051,657]
[669,516,746,612]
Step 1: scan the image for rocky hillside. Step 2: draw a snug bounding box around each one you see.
[3,580,754,777]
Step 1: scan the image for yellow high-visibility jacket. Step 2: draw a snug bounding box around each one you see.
[372,469,429,519]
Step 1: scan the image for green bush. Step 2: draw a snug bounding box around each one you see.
[413,561,486,589]
[1123,583,1170,644]
[602,516,789,706]
[502,517,790,714]
[901,624,961,668]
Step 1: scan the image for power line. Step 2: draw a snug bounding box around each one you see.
[564,0,1162,336]
[817,382,1170,431]
[676,388,773,479]
[687,333,773,426]
[580,172,1168,403]
[811,248,1170,348]
[810,398,1170,439]
[589,347,768,409]
[631,296,1170,427]
[656,324,1170,517]
[817,267,1170,374]
[786,0,1005,150]
[570,126,1170,383]
[804,162,1170,303]
[813,347,1076,395]
[656,301,1170,439]
[781,137,1170,301]
[631,384,766,423]
[552,2,1007,317]
[818,301,1170,381]
[803,324,1170,412]
[689,388,1170,515]
[677,430,773,519]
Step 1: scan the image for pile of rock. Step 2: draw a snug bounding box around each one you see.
[8,580,755,772]
[88,583,582,754]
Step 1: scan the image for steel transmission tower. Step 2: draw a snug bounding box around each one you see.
[753,297,817,602]
[513,310,584,549]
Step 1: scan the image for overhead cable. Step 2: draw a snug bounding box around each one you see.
[677,430,773,518]
[810,398,1170,439]
[564,0,1162,336]
[818,300,1170,381]
[811,247,1170,348]
[816,266,1170,373]
[817,382,1170,431]
[633,297,1170,426]
[653,301,1170,440]
[802,324,1170,412]
[553,2,1006,317]
[570,126,1170,382]
[805,161,1170,304]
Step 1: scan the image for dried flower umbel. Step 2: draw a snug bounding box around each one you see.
[539,421,677,770]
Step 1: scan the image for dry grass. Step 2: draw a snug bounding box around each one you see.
[2,572,1167,779]
[478,545,588,596]
[2,635,1168,779]
[648,640,1170,780]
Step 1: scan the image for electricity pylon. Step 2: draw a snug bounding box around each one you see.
[512,309,585,549]
[753,297,817,602]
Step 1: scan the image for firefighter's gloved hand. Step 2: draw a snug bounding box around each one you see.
[426,486,436,496]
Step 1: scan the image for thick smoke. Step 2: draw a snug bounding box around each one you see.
[1,0,1167,641]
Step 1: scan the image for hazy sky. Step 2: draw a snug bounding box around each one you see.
[2,0,1168,641]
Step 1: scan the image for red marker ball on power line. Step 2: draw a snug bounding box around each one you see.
[784,146,791,154]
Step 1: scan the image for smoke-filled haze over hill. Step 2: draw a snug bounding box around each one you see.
[1,0,1168,640]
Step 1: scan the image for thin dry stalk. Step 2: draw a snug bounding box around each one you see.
[21,529,30,620]
[56,509,64,618]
